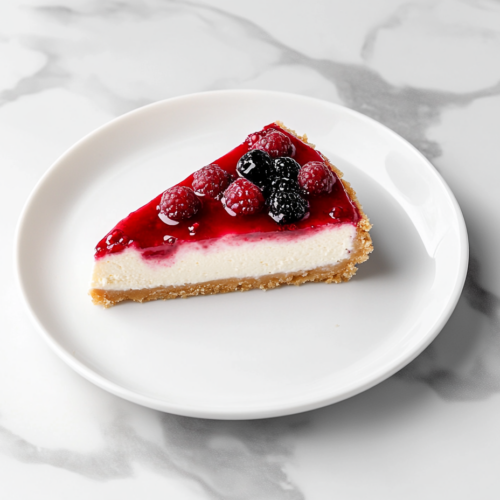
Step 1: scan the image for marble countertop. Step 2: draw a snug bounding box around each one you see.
[3,1,500,498]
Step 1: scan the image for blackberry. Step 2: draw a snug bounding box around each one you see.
[264,177,301,199]
[236,150,273,189]
[271,157,301,181]
[268,191,309,225]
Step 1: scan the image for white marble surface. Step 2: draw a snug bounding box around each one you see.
[2,0,500,498]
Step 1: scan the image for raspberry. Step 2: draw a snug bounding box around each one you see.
[246,131,265,149]
[298,161,336,195]
[268,191,309,225]
[159,186,201,221]
[192,164,232,200]
[222,178,265,216]
[250,130,295,158]
[236,150,273,189]
[272,157,301,180]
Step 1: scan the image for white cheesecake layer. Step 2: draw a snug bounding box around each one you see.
[91,224,357,291]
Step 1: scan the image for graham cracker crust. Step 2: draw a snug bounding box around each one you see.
[90,122,373,307]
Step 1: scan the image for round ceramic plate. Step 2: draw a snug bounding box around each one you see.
[15,90,468,419]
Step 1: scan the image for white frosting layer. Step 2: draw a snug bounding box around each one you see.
[91,224,357,291]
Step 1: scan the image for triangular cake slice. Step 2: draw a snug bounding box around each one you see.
[90,122,373,307]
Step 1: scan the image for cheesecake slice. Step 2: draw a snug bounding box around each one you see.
[90,123,372,307]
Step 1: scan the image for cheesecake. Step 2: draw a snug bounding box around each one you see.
[90,123,373,307]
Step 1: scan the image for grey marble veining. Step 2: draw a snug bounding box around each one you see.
[1,413,310,499]
[7,0,497,161]
[3,0,500,498]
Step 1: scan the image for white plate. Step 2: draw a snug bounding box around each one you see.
[15,90,468,419]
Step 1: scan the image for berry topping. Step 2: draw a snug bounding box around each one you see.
[159,186,201,221]
[163,235,177,244]
[268,191,309,225]
[265,177,301,199]
[298,161,336,195]
[248,129,295,158]
[271,157,301,180]
[95,229,132,257]
[188,222,200,236]
[106,229,130,247]
[236,150,273,189]
[192,164,232,200]
[222,178,265,216]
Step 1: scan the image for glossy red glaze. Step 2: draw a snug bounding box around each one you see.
[95,124,360,260]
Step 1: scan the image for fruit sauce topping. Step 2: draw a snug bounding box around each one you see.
[94,124,360,260]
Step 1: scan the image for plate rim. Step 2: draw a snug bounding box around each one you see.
[14,89,469,419]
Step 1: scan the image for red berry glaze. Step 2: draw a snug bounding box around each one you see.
[95,229,131,257]
[298,161,336,195]
[248,129,295,158]
[159,186,201,221]
[192,164,232,199]
[222,178,265,216]
[94,123,360,261]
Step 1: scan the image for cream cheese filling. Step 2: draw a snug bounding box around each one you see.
[91,224,357,291]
